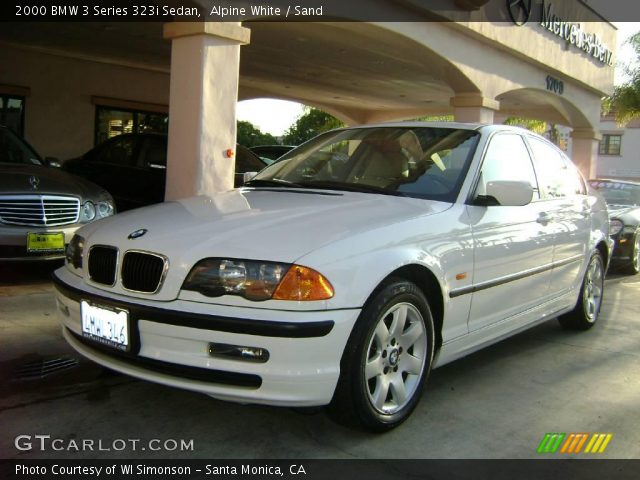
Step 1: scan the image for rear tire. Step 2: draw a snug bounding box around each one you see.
[559,252,604,330]
[329,279,434,432]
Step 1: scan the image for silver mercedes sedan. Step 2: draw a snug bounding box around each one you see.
[0,126,115,261]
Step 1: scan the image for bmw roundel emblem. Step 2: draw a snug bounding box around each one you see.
[128,229,148,240]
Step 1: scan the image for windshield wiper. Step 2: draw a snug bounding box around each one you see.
[295,180,406,196]
[243,178,306,188]
[246,178,406,196]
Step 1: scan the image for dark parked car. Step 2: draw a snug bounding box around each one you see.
[250,144,296,164]
[0,126,115,261]
[589,179,640,274]
[63,133,267,212]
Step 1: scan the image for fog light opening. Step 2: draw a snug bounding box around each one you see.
[208,343,270,363]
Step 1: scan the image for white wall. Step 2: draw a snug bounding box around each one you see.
[0,46,169,160]
[597,120,640,180]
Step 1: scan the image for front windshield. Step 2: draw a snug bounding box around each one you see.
[589,180,640,206]
[0,128,42,165]
[248,127,480,202]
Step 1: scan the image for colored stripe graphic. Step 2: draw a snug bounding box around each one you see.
[560,433,589,454]
[538,433,613,454]
[584,434,613,454]
[537,433,566,453]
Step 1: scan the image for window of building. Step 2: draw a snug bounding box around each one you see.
[0,94,25,136]
[599,134,622,156]
[95,105,168,145]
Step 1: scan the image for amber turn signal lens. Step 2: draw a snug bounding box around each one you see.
[272,265,334,301]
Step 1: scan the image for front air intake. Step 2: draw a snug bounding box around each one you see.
[88,246,118,286]
[121,251,166,293]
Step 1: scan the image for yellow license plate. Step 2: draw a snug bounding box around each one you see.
[27,232,65,252]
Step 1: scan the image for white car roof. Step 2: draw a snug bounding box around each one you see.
[336,121,533,135]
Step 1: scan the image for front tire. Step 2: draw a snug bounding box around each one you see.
[330,279,435,432]
[559,252,605,330]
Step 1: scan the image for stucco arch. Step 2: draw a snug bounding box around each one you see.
[238,21,481,124]
[495,88,596,130]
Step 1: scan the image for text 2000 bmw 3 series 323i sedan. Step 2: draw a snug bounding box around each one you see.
[53,123,612,431]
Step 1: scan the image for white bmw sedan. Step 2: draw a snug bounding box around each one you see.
[54,123,612,431]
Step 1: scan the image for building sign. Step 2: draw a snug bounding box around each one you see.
[546,75,564,94]
[507,0,532,26]
[540,1,614,66]
[507,0,614,66]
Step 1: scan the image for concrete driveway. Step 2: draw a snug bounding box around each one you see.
[1,261,639,459]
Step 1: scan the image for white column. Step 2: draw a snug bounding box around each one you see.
[163,22,250,201]
[450,94,500,124]
[571,129,601,179]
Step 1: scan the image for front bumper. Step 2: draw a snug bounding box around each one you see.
[0,224,81,261]
[53,268,360,407]
[610,231,635,263]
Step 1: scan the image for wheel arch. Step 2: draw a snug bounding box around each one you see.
[596,239,610,271]
[373,264,445,352]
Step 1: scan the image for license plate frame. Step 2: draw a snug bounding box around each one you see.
[26,232,65,252]
[80,301,130,351]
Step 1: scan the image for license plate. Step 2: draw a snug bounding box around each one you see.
[27,232,65,252]
[81,301,129,351]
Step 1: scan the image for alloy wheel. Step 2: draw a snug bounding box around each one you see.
[364,302,428,414]
[582,256,604,322]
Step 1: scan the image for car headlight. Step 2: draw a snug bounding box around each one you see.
[80,192,115,223]
[65,234,85,271]
[182,259,334,301]
[610,219,624,236]
[96,200,114,218]
[81,201,96,222]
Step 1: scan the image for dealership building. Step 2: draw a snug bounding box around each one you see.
[0,0,618,199]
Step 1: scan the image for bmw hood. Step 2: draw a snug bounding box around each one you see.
[78,188,451,300]
[0,164,105,199]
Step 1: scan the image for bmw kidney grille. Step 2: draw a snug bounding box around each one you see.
[88,247,166,293]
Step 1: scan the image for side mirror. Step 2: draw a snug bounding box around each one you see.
[44,157,61,168]
[479,180,534,207]
[243,171,258,184]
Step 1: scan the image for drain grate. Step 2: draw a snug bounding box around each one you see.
[15,356,79,380]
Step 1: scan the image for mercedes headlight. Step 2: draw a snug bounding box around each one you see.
[81,192,115,223]
[182,259,334,301]
[95,191,115,219]
[80,201,96,222]
[96,200,114,218]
